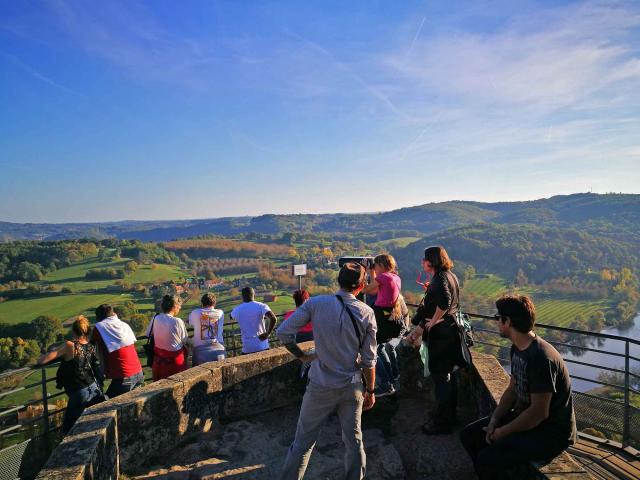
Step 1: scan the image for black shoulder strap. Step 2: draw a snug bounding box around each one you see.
[147,314,157,344]
[336,295,363,349]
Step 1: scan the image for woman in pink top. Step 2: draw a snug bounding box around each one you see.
[283,289,312,343]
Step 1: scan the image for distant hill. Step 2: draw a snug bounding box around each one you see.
[391,222,640,285]
[2,193,639,244]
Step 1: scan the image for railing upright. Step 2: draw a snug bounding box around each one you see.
[40,367,50,441]
[623,340,630,447]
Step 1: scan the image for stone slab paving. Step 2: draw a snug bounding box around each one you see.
[129,394,477,480]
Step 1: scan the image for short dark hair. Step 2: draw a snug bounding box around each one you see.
[161,294,181,314]
[201,293,216,308]
[496,295,536,333]
[241,287,255,302]
[424,246,454,271]
[338,262,366,292]
[293,289,310,307]
[95,304,115,322]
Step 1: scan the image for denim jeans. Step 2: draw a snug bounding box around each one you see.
[376,338,400,390]
[105,371,144,398]
[192,344,226,366]
[63,382,102,433]
[280,381,366,480]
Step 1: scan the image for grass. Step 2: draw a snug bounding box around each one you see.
[463,274,508,297]
[378,236,423,248]
[41,257,129,292]
[0,293,137,325]
[533,298,609,327]
[125,264,185,284]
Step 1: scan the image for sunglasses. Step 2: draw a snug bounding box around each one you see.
[494,314,508,322]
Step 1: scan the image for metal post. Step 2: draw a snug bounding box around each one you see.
[623,340,630,447]
[298,275,302,290]
[40,367,50,439]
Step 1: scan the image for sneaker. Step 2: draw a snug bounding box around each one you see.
[374,385,396,397]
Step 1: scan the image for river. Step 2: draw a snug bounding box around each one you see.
[561,313,640,393]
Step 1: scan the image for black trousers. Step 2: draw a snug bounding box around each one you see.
[459,415,569,480]
[432,371,457,424]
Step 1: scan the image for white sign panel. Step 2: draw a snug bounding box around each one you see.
[292,264,307,276]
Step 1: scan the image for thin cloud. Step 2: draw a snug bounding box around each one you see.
[284,29,419,123]
[386,2,640,109]
[0,51,83,97]
[404,16,426,58]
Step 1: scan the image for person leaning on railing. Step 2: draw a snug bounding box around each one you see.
[38,316,105,433]
[188,293,226,365]
[92,304,144,397]
[405,245,463,434]
[459,295,577,480]
[146,294,189,381]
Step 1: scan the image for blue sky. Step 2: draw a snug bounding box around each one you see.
[1,0,639,222]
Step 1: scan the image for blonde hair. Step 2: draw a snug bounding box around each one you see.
[391,294,407,325]
[374,254,397,273]
[72,315,91,338]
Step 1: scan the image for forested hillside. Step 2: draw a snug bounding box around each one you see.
[2,193,639,243]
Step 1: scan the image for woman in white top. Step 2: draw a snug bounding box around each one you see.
[146,294,189,381]
[188,293,226,365]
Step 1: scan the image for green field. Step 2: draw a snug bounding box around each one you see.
[0,257,187,325]
[42,257,128,292]
[534,298,609,327]
[0,293,137,325]
[125,263,185,284]
[463,274,508,297]
[463,274,610,327]
[378,236,423,248]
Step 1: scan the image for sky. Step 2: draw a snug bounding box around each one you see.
[1,0,639,223]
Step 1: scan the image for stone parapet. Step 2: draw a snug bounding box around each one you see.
[36,344,310,480]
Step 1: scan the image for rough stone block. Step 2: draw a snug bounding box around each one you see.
[36,408,118,480]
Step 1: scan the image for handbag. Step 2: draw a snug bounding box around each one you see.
[444,272,473,369]
[143,314,157,368]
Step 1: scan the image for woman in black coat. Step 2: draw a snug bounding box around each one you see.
[407,245,462,434]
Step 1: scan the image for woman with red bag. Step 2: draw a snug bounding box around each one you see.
[146,294,189,381]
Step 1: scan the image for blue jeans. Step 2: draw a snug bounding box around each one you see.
[63,382,102,433]
[106,371,144,398]
[193,344,226,366]
[376,338,400,390]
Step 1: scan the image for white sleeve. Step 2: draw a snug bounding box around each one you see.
[261,302,272,315]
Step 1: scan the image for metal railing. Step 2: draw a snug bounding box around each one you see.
[0,312,288,479]
[1,305,639,476]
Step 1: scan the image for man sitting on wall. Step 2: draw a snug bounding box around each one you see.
[230,287,278,354]
[460,295,577,480]
[276,262,377,480]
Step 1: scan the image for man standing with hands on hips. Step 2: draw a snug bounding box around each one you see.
[277,262,377,480]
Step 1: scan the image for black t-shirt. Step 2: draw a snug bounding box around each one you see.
[510,336,577,444]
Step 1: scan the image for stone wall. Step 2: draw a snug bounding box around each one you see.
[36,344,311,480]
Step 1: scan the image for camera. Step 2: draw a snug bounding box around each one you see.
[338,256,375,269]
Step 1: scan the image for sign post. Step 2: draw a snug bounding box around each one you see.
[291,264,307,290]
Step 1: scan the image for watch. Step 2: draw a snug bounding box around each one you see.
[366,388,375,394]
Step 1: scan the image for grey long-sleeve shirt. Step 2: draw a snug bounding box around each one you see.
[276,289,377,388]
